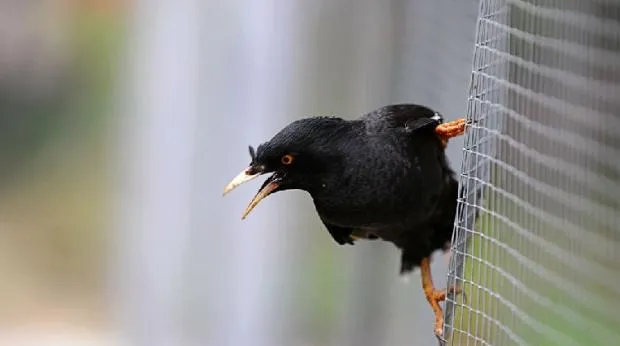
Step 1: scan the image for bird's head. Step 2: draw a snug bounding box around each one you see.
[223,117,349,219]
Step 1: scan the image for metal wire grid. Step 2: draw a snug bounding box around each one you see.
[444,0,620,345]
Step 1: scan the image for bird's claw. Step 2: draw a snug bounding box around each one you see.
[430,285,464,345]
[435,329,447,346]
[446,285,467,304]
[435,118,466,147]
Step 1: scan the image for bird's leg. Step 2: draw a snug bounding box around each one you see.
[420,257,463,340]
[435,118,466,147]
[420,257,445,338]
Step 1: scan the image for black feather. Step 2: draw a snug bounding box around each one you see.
[249,103,458,273]
[248,145,256,161]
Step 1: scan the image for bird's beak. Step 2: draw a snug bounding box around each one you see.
[223,166,281,219]
[223,168,261,196]
[241,174,281,219]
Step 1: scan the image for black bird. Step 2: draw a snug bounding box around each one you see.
[223,104,466,340]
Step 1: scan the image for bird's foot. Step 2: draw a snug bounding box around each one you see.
[435,332,447,346]
[435,118,466,147]
[435,285,466,302]
[428,285,465,340]
[420,258,466,342]
[427,288,447,339]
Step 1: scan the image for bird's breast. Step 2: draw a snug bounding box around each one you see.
[312,177,440,230]
[311,142,445,230]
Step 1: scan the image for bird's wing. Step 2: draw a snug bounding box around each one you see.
[319,218,356,245]
[362,104,443,135]
[403,117,441,134]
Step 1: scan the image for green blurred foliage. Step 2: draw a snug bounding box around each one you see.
[0,7,123,187]
[0,5,124,326]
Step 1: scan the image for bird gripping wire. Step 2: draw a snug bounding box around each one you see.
[435,118,467,147]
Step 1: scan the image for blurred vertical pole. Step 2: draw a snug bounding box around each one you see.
[206,1,286,344]
[111,0,200,345]
[190,1,299,346]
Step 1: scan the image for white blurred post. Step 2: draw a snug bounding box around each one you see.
[111,0,200,345]
[195,1,298,345]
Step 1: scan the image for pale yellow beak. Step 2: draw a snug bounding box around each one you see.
[241,179,280,219]
[223,167,280,219]
[223,169,260,196]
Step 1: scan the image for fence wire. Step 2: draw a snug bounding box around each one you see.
[444,1,620,345]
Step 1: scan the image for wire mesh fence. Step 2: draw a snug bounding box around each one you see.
[444,0,620,345]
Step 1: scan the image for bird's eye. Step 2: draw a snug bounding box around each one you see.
[281,154,295,165]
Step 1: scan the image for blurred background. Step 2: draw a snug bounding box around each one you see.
[0,0,478,345]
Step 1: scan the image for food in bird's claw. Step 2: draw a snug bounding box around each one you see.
[223,104,466,341]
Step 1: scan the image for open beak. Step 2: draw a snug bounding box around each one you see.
[241,174,280,219]
[223,167,281,219]
[223,168,261,196]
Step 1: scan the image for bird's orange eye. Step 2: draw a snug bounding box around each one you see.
[281,154,295,165]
